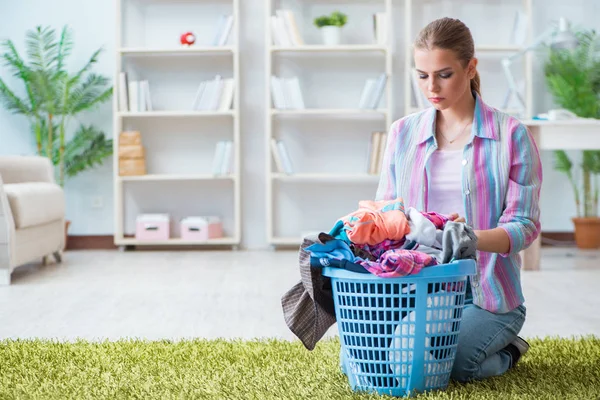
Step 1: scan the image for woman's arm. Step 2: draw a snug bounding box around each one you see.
[473,228,510,254]
[449,214,510,253]
[496,124,543,256]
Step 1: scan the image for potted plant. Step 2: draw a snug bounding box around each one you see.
[0,25,113,248]
[544,28,600,248]
[314,11,347,46]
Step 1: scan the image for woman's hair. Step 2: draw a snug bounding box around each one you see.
[414,17,480,96]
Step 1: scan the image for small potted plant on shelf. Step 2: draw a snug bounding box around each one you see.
[314,11,347,46]
[0,25,113,249]
[544,28,600,249]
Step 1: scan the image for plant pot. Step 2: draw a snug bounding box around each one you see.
[321,26,342,46]
[64,220,71,251]
[572,217,600,249]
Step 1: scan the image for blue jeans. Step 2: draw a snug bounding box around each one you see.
[451,281,526,382]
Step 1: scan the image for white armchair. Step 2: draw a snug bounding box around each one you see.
[0,155,65,285]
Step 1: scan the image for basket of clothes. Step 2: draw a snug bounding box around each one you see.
[281,198,478,397]
[324,261,474,397]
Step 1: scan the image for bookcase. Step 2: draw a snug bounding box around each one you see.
[265,0,393,246]
[113,0,241,249]
[403,0,533,119]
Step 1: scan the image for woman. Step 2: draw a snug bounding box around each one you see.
[376,17,542,382]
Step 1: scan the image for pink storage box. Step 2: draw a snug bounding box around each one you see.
[180,216,223,241]
[136,213,170,241]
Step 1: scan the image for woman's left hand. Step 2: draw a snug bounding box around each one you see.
[448,213,466,223]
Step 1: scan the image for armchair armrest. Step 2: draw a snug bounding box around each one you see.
[0,173,17,274]
[0,156,55,184]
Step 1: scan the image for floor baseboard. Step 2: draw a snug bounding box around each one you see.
[66,232,576,250]
[66,236,117,250]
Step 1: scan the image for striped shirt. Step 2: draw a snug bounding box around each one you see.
[376,94,542,313]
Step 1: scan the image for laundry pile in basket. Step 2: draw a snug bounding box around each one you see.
[307,198,477,277]
[281,197,477,351]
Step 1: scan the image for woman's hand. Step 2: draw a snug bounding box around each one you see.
[447,213,466,223]
[447,213,510,253]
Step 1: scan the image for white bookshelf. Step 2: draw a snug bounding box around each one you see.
[266,0,393,246]
[403,0,533,119]
[114,0,241,249]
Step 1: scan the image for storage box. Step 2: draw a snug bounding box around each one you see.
[119,144,145,159]
[136,214,170,241]
[120,131,142,146]
[206,216,223,238]
[119,158,146,176]
[180,217,209,241]
[180,216,223,241]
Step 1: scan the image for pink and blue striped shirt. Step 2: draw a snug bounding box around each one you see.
[376,94,542,313]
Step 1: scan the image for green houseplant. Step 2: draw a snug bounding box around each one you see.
[0,25,113,188]
[544,28,600,248]
[314,11,347,46]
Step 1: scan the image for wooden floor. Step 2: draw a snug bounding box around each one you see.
[0,247,598,341]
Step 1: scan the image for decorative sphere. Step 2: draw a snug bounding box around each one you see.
[180,32,196,46]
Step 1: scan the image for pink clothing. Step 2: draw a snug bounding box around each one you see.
[427,149,465,218]
[340,198,410,245]
[359,249,438,278]
[421,211,449,229]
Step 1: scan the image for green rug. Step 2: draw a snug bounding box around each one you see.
[0,337,598,399]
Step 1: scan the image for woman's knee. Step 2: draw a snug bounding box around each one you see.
[450,345,481,382]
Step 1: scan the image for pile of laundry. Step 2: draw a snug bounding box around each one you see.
[306,198,478,278]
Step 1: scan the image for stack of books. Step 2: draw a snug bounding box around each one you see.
[270,9,304,46]
[366,131,387,175]
[359,73,387,109]
[118,73,152,112]
[212,141,234,176]
[270,76,304,110]
[191,75,235,111]
[270,139,293,174]
[211,15,234,46]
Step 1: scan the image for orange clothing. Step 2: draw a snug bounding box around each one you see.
[341,198,410,245]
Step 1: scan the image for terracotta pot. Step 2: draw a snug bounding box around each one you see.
[64,220,71,251]
[572,217,600,249]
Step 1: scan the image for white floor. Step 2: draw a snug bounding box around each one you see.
[0,247,598,341]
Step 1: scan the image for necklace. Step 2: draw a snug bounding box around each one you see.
[439,120,472,144]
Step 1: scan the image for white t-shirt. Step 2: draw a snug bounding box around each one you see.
[427,149,465,217]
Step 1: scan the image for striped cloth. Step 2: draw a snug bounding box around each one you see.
[375,93,542,313]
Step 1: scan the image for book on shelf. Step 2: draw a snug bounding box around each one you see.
[212,15,234,46]
[373,12,388,45]
[212,140,234,176]
[119,73,153,113]
[410,69,430,111]
[192,75,235,111]
[510,10,528,47]
[358,73,387,109]
[270,75,305,110]
[270,138,293,174]
[367,131,387,175]
[271,9,304,46]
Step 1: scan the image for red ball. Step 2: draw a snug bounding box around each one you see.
[180,32,196,45]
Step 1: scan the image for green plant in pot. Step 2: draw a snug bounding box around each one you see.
[314,11,347,46]
[544,28,600,248]
[0,25,113,247]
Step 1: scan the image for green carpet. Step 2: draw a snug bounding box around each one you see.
[0,337,598,399]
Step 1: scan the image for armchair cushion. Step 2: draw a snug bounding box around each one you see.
[3,183,65,229]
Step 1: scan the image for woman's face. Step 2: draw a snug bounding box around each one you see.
[414,47,477,111]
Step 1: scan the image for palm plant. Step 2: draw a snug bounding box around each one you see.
[544,28,600,217]
[0,25,113,187]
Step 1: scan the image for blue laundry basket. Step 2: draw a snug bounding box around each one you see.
[323,259,475,397]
